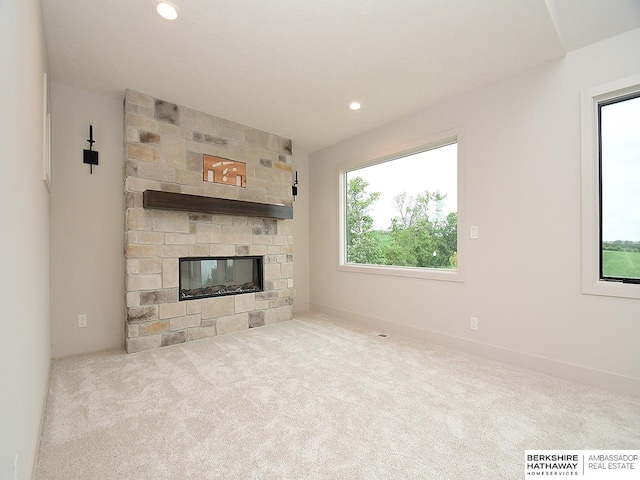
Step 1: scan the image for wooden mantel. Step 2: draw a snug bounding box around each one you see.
[142,190,293,220]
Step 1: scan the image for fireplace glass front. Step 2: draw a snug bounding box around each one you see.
[179,256,263,301]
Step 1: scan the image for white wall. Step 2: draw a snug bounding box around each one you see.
[0,1,51,478]
[50,83,125,357]
[309,28,640,396]
[292,148,310,312]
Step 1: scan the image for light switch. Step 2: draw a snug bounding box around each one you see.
[470,226,479,239]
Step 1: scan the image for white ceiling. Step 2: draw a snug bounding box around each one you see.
[42,0,640,153]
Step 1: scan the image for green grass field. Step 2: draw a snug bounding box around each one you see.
[602,250,640,279]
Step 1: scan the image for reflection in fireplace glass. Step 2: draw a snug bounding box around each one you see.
[179,256,263,300]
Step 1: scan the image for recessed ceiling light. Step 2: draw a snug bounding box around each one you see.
[156,2,179,21]
[349,102,362,111]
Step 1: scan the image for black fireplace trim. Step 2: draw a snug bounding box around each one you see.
[178,256,264,301]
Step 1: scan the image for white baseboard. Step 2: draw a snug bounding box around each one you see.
[310,303,640,398]
[29,357,51,480]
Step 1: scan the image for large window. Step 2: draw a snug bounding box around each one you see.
[338,132,464,282]
[581,75,640,298]
[599,94,640,283]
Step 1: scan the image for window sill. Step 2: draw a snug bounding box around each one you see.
[338,262,464,283]
[582,279,640,300]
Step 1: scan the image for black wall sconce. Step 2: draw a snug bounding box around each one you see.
[292,171,299,201]
[83,125,99,174]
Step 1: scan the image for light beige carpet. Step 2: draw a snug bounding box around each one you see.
[36,311,640,479]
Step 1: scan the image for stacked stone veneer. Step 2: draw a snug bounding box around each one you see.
[124,90,294,353]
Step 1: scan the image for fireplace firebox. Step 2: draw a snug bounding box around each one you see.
[179,256,263,301]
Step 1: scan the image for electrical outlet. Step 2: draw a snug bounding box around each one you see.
[470,226,479,239]
[470,316,479,331]
[78,314,87,328]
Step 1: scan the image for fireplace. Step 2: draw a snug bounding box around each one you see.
[179,256,263,301]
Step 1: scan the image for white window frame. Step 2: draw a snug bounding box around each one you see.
[580,74,640,299]
[337,128,465,282]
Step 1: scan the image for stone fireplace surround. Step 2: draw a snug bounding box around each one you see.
[124,90,294,353]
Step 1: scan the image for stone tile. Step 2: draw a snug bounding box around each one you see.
[186,300,201,315]
[187,140,229,159]
[159,123,192,140]
[216,313,249,335]
[217,125,245,143]
[126,114,159,133]
[127,274,162,291]
[187,326,217,341]
[278,137,293,155]
[252,235,273,245]
[138,231,165,245]
[124,191,139,208]
[126,90,154,108]
[274,161,293,172]
[125,245,157,258]
[186,150,204,172]
[158,182,182,193]
[201,296,234,319]
[158,245,190,258]
[126,292,140,307]
[170,314,201,331]
[126,334,162,353]
[161,331,186,347]
[176,169,202,186]
[137,162,176,182]
[161,136,187,168]
[138,320,169,336]
[140,132,160,144]
[126,323,139,338]
[127,258,162,275]
[165,233,196,245]
[263,263,281,281]
[264,309,279,325]
[159,302,186,319]
[140,289,178,305]
[125,177,161,192]
[127,305,158,323]
[125,231,138,244]
[235,245,250,255]
[162,259,179,288]
[155,99,179,125]
[180,107,217,134]
[204,134,228,146]
[246,129,270,149]
[249,310,265,328]
[210,244,235,256]
[238,188,267,203]
[235,293,256,313]
[256,290,279,301]
[276,305,293,322]
[249,245,268,256]
[189,244,210,256]
[126,208,152,230]
[259,158,273,168]
[281,262,294,279]
[255,300,269,310]
[221,225,252,245]
[128,143,160,162]
[126,126,139,142]
[152,211,189,233]
[189,213,213,222]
